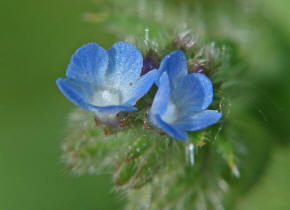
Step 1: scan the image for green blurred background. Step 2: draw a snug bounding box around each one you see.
[0,0,289,210]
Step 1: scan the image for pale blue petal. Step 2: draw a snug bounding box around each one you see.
[174,110,222,131]
[106,41,143,86]
[153,114,188,140]
[150,73,170,116]
[57,78,137,114]
[173,73,213,114]
[123,70,158,106]
[156,50,187,87]
[56,78,91,111]
[66,43,108,83]
[90,105,137,113]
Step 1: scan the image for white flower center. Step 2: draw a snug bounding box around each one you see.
[161,102,178,124]
[90,89,122,106]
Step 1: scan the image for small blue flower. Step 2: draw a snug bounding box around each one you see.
[57,42,157,126]
[149,50,222,140]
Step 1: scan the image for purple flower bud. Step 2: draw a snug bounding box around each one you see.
[141,56,160,76]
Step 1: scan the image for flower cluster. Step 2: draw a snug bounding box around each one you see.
[57,42,221,140]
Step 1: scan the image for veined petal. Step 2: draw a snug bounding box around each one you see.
[66,43,108,83]
[123,70,158,106]
[56,78,91,111]
[152,114,188,140]
[106,41,143,87]
[156,50,187,87]
[174,110,222,131]
[173,73,213,114]
[150,72,170,116]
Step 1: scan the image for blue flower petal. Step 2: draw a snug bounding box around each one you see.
[156,50,187,87]
[174,110,222,131]
[149,49,221,140]
[56,78,91,111]
[173,73,213,114]
[149,73,188,140]
[106,41,143,85]
[66,43,109,83]
[90,105,137,114]
[150,72,170,116]
[57,41,158,127]
[123,70,158,106]
[153,114,188,140]
[57,78,137,114]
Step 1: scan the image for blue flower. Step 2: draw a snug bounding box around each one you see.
[148,50,222,140]
[57,42,157,126]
